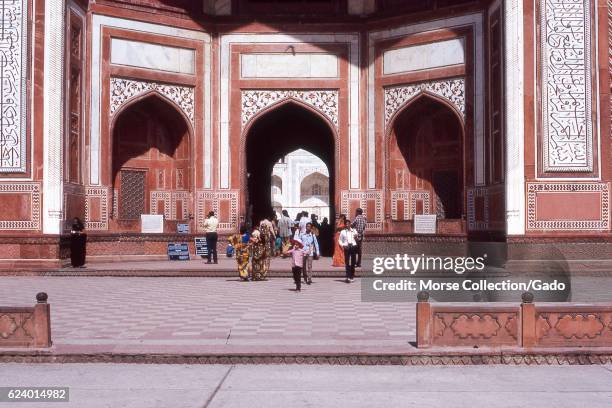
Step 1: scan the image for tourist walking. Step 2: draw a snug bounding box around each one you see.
[203,211,219,264]
[351,208,367,267]
[298,222,320,285]
[229,233,250,281]
[70,217,87,267]
[332,214,347,267]
[287,239,305,291]
[338,220,358,283]
[260,216,276,258]
[278,210,293,255]
[249,226,267,280]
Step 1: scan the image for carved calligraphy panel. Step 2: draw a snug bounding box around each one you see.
[0,0,28,173]
[540,0,594,172]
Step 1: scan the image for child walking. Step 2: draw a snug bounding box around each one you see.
[287,239,305,291]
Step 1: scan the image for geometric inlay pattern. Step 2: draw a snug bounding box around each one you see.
[390,191,431,221]
[110,77,195,126]
[540,0,593,172]
[0,183,41,230]
[0,0,28,172]
[241,89,339,129]
[384,78,465,126]
[196,190,239,231]
[527,182,609,230]
[119,170,146,220]
[85,186,109,230]
[467,187,489,231]
[340,190,383,230]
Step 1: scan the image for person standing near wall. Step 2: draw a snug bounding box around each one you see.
[203,211,219,264]
[70,217,87,268]
[338,220,358,283]
[351,208,367,268]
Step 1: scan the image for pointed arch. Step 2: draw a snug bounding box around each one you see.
[385,94,466,223]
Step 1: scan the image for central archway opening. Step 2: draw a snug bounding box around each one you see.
[271,149,331,221]
[245,102,335,253]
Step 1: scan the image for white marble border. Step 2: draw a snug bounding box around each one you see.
[503,0,526,234]
[89,15,211,187]
[368,13,486,189]
[533,0,601,180]
[42,0,65,233]
[219,33,360,190]
[0,0,28,173]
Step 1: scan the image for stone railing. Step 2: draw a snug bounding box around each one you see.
[416,291,612,348]
[0,293,51,348]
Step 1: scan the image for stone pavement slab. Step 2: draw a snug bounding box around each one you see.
[0,275,611,358]
[0,277,414,354]
[0,363,611,408]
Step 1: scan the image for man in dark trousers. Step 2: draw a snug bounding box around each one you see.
[203,211,219,264]
[351,208,367,268]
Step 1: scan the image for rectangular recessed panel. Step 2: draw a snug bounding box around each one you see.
[111,38,195,75]
[120,170,146,220]
[383,38,465,75]
[240,53,338,78]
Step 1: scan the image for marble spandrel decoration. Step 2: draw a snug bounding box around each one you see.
[384,78,465,126]
[241,90,339,129]
[110,78,195,126]
[541,0,593,172]
[0,0,28,173]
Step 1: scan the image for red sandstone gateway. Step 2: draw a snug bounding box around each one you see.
[0,0,609,268]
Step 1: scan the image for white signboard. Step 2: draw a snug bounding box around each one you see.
[141,214,164,233]
[414,215,437,234]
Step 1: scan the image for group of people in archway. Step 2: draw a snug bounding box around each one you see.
[227,208,368,287]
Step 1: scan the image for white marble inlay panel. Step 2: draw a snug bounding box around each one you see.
[109,77,195,125]
[540,0,593,172]
[384,78,465,125]
[241,89,338,129]
[241,53,338,78]
[0,0,28,173]
[383,38,465,75]
[111,38,195,75]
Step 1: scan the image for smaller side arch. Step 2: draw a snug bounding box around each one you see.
[110,90,195,137]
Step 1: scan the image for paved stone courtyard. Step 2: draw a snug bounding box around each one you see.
[1,364,611,408]
[1,271,610,355]
[0,276,414,354]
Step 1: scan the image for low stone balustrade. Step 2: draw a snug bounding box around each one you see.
[0,293,52,348]
[416,291,612,349]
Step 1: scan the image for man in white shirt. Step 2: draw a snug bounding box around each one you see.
[298,211,310,234]
[338,220,358,283]
[203,211,219,264]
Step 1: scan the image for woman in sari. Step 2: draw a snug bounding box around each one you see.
[332,214,346,267]
[250,226,268,281]
[229,231,251,281]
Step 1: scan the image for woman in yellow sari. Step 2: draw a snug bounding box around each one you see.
[229,233,250,280]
